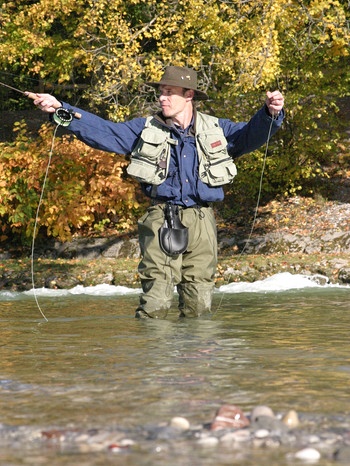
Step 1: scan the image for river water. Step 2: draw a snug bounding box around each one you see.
[0,273,349,465]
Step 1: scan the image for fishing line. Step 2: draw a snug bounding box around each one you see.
[214,116,275,313]
[0,81,48,320]
[235,116,274,259]
[0,80,82,321]
[30,125,60,322]
[0,80,53,321]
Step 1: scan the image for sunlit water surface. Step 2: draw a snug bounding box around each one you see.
[0,273,349,465]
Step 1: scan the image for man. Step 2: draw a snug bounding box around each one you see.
[31,65,284,319]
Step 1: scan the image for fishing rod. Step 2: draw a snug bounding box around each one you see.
[0,80,81,125]
[0,80,39,100]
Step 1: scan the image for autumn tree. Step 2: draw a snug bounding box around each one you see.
[0,0,349,241]
[0,123,143,243]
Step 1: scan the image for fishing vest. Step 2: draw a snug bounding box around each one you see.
[126,112,237,187]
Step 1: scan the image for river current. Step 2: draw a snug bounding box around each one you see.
[0,272,349,465]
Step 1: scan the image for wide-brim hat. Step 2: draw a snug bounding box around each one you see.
[146,66,209,101]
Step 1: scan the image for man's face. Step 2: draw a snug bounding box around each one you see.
[158,85,192,119]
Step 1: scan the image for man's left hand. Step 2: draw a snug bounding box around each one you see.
[266,91,284,117]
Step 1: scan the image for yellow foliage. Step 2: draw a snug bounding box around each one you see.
[0,123,146,242]
[0,0,349,241]
[1,0,349,117]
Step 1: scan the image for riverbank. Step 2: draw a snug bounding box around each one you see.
[0,197,349,291]
[0,252,349,292]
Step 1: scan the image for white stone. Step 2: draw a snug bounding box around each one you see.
[197,436,219,447]
[254,429,270,439]
[220,432,237,444]
[294,447,321,461]
[220,429,250,444]
[119,438,135,446]
[170,416,190,430]
[307,435,321,444]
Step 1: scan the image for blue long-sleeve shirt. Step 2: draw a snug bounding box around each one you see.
[64,103,284,206]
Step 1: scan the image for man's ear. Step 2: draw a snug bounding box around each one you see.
[184,89,195,101]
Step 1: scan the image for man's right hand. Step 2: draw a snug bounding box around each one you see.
[25,93,62,113]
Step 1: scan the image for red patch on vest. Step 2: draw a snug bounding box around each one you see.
[210,140,222,148]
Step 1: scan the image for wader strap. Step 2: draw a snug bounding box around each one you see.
[150,184,158,199]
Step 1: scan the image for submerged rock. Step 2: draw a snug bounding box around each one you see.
[334,445,350,463]
[251,414,288,434]
[250,405,275,422]
[210,404,250,431]
[1,403,350,463]
[282,409,300,428]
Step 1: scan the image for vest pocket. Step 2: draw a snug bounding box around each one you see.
[206,158,237,185]
[134,128,167,160]
[127,157,162,184]
[127,128,168,184]
[197,131,237,186]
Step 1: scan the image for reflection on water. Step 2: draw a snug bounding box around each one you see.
[0,287,350,464]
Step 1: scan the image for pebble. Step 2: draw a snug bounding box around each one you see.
[251,414,287,433]
[108,443,129,453]
[251,405,275,422]
[220,429,251,443]
[254,429,270,439]
[108,438,134,452]
[334,445,350,462]
[253,436,281,449]
[119,438,135,447]
[75,433,90,442]
[282,409,300,428]
[323,432,341,444]
[169,416,190,430]
[2,403,350,463]
[197,436,219,447]
[294,447,321,461]
[211,404,250,431]
[307,435,321,444]
[263,437,281,448]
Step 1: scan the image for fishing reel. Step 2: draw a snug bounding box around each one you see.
[52,107,75,127]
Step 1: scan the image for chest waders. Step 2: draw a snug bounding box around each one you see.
[131,113,236,318]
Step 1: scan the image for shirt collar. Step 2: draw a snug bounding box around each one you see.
[154,107,197,136]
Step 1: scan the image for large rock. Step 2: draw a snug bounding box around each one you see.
[338,267,350,284]
[231,231,350,255]
[42,236,141,260]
